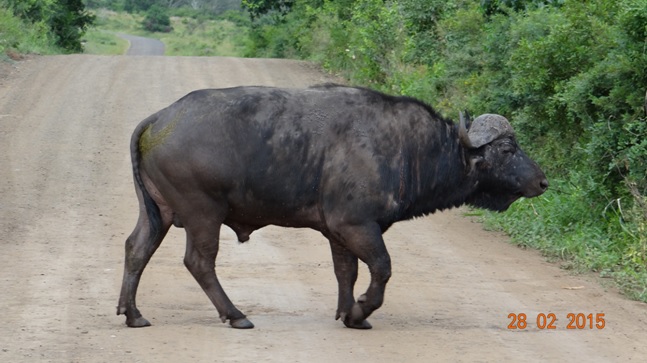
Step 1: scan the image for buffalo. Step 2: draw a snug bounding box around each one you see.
[117,84,548,329]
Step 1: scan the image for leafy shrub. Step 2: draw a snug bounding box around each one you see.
[49,0,96,52]
[0,6,55,56]
[242,0,294,20]
[142,4,172,32]
[2,0,94,53]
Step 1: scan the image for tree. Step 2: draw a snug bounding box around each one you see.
[49,0,95,52]
[142,4,172,32]
[3,0,94,53]
[4,0,52,22]
[242,0,294,20]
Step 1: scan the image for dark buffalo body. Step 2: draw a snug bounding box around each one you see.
[118,84,547,329]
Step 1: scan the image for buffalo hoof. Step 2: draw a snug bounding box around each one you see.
[342,302,372,329]
[230,318,254,329]
[126,316,152,328]
[343,318,372,329]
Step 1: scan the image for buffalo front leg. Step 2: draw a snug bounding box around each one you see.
[328,240,365,328]
[330,222,392,329]
[183,222,253,329]
[117,209,171,327]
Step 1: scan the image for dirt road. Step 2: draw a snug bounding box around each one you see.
[1,52,647,362]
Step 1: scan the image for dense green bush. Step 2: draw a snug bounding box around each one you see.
[244,0,647,299]
[50,0,96,52]
[1,0,94,53]
[0,6,56,56]
[85,0,124,11]
[142,4,172,32]
[242,0,294,20]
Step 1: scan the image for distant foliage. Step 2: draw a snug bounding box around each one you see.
[480,0,565,16]
[142,4,172,32]
[124,0,157,12]
[87,0,242,16]
[242,0,294,19]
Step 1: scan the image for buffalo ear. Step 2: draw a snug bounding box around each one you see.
[468,154,484,173]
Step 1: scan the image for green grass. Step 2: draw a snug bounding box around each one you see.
[91,9,145,35]
[83,29,129,55]
[160,17,248,57]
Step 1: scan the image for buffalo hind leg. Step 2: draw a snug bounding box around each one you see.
[183,218,253,329]
[328,240,367,328]
[117,207,172,327]
[330,222,391,329]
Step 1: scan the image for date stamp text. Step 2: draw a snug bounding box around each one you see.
[507,313,606,330]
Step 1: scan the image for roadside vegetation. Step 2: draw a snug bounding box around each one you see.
[239,0,647,300]
[3,0,646,302]
[0,0,94,57]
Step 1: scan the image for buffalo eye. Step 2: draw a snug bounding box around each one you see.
[499,143,515,155]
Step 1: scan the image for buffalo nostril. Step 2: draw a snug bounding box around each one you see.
[540,178,549,191]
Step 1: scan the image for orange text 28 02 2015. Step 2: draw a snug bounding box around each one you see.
[507,313,606,330]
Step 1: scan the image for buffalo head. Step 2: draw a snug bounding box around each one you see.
[459,112,548,211]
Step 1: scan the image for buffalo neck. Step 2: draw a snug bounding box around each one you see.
[400,123,477,220]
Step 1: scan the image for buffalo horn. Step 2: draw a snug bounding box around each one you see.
[460,113,515,149]
[458,111,474,149]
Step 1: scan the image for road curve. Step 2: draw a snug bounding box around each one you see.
[118,33,165,56]
[0,54,647,362]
